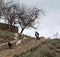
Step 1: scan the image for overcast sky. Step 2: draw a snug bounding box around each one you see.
[3,0,60,38]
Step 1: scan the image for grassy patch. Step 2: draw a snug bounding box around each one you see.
[0,30,14,39]
[20,39,60,57]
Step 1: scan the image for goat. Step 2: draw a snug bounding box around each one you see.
[16,39,22,46]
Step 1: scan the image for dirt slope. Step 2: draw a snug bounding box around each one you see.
[0,38,45,57]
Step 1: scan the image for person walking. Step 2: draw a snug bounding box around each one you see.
[35,31,40,40]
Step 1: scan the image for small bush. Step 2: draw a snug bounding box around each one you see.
[0,30,14,40]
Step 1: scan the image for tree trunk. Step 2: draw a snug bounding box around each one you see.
[18,28,25,37]
[20,28,24,35]
[8,21,12,32]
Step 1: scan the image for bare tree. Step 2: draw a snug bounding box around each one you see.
[17,5,44,35]
[0,0,18,31]
[0,0,44,35]
[3,1,18,31]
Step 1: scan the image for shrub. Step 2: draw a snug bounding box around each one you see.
[0,30,14,40]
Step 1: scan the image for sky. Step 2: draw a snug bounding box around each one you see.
[1,0,60,38]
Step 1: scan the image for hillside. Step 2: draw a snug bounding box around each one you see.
[0,37,45,57]
[20,39,60,57]
[0,30,60,57]
[0,36,60,57]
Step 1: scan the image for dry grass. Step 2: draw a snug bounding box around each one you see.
[0,38,45,57]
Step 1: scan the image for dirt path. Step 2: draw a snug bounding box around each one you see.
[0,38,45,57]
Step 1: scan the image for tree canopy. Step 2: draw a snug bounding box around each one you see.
[0,0,44,35]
